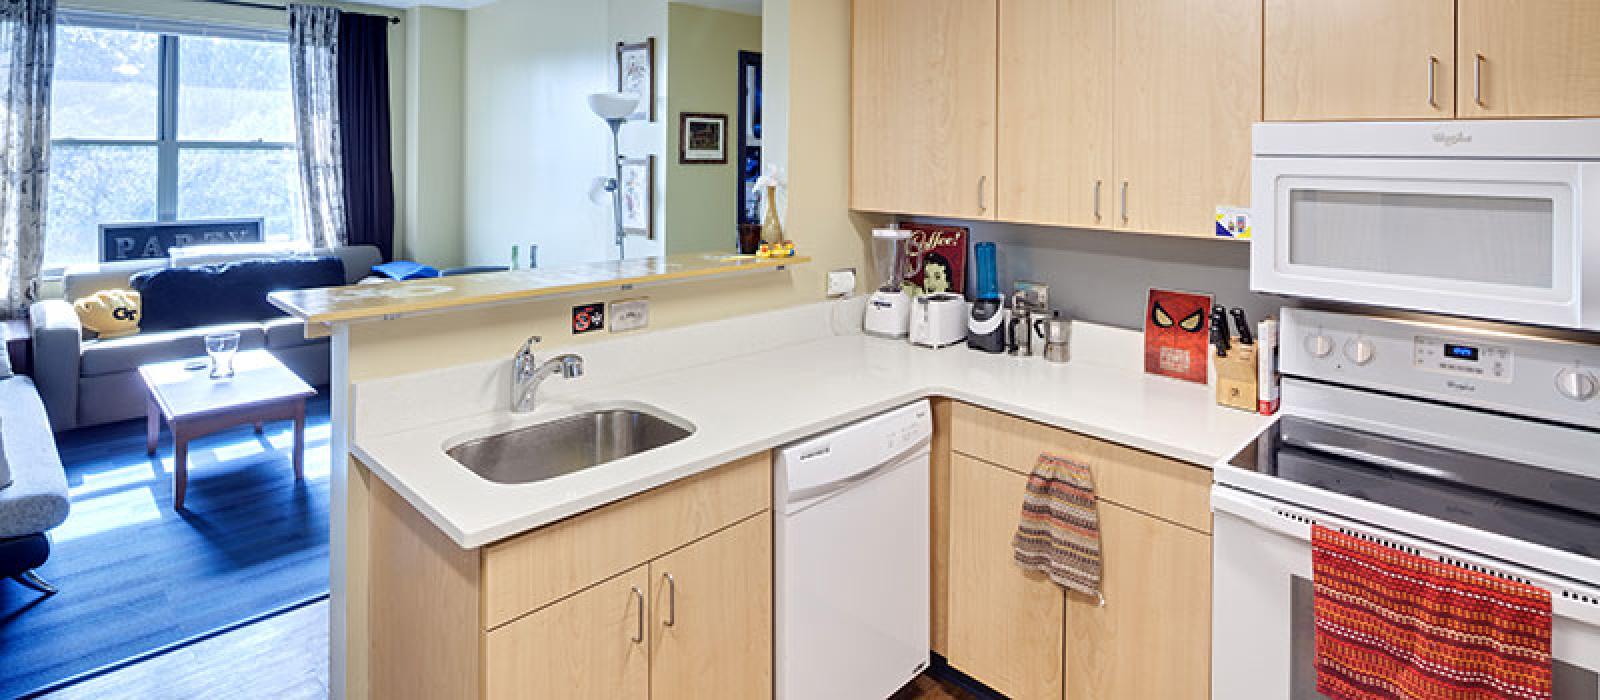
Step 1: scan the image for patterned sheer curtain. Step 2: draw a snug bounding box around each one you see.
[0,0,53,318]
[288,4,347,250]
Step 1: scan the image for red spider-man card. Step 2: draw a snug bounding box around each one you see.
[1144,288,1213,384]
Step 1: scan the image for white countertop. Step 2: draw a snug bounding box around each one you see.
[352,301,1272,548]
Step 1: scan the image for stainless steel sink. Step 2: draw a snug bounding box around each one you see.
[446,408,694,484]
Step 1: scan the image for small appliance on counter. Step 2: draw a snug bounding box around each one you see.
[966,242,1007,353]
[864,228,912,338]
[1038,312,1072,363]
[909,293,969,348]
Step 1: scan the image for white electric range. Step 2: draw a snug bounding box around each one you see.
[1213,307,1600,699]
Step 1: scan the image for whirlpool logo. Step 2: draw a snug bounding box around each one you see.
[1432,130,1473,147]
[1446,380,1478,392]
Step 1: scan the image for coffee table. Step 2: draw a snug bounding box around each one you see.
[139,350,317,510]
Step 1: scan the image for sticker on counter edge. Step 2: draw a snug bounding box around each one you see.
[571,302,605,334]
[1215,206,1251,240]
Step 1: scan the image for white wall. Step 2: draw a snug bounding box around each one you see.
[462,0,667,269]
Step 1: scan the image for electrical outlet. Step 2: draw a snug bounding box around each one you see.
[571,303,605,334]
[610,298,649,332]
[827,268,857,298]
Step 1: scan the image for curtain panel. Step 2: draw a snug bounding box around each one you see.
[0,0,53,318]
[288,4,347,250]
[336,12,394,262]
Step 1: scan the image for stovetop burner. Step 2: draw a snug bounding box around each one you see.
[1229,415,1600,560]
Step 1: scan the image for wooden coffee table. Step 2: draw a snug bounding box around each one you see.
[139,350,317,510]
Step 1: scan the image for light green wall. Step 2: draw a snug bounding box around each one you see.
[403,7,465,268]
[664,3,761,255]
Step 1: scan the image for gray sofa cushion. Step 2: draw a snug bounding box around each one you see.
[0,418,10,489]
[0,377,69,538]
[80,322,266,377]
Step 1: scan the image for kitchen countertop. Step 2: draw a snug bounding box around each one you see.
[352,301,1273,548]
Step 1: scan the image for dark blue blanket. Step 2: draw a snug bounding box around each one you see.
[131,257,345,333]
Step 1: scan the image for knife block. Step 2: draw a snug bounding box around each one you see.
[1215,340,1259,412]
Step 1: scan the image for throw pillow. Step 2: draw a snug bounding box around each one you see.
[74,289,143,339]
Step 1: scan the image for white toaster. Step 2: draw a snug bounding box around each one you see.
[909,293,969,348]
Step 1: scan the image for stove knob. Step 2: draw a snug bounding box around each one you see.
[1343,338,1376,366]
[1305,333,1334,358]
[1555,368,1598,401]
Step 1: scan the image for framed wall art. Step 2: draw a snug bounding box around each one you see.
[620,155,655,238]
[678,112,728,164]
[616,37,655,121]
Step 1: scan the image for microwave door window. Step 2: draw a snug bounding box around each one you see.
[1287,190,1556,289]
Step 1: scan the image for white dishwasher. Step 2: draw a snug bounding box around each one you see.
[774,399,931,700]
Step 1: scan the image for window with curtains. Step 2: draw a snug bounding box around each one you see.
[43,15,304,268]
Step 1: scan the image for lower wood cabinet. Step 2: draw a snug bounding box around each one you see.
[940,403,1214,700]
[947,453,1065,700]
[368,452,772,700]
[1066,502,1211,700]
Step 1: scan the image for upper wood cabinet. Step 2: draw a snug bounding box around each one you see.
[1112,0,1260,237]
[1264,0,1456,120]
[850,0,997,219]
[997,0,1114,228]
[1458,0,1600,118]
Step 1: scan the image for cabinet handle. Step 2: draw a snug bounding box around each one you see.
[630,586,645,643]
[662,572,676,627]
[977,175,988,213]
[1120,180,1129,223]
[1427,55,1439,108]
[1093,179,1103,221]
[1475,53,1487,108]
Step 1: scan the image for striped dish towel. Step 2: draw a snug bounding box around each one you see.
[1313,525,1553,700]
[1012,453,1102,600]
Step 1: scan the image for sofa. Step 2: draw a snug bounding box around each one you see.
[30,245,381,432]
[0,373,70,594]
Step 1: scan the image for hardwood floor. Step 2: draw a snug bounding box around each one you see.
[41,600,328,700]
[41,595,983,700]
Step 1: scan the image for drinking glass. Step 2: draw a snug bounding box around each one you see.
[205,331,241,379]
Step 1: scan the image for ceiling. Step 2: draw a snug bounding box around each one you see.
[362,0,762,14]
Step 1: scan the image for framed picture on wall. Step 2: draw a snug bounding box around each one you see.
[678,112,728,164]
[616,38,655,122]
[620,155,655,238]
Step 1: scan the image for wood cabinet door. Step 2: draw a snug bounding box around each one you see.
[1067,502,1211,700]
[851,0,997,219]
[484,565,650,700]
[997,0,1114,227]
[947,454,1064,700]
[1264,0,1455,120]
[1112,0,1260,237]
[649,513,773,700]
[1459,0,1600,118]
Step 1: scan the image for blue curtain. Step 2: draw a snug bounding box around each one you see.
[336,12,394,263]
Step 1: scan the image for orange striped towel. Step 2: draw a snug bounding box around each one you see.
[1012,453,1101,599]
[1313,525,1553,700]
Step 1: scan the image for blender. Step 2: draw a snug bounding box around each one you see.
[966,242,1007,352]
[864,228,912,338]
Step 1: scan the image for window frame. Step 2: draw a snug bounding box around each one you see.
[50,12,297,237]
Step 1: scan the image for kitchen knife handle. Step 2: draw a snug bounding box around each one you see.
[1231,308,1254,345]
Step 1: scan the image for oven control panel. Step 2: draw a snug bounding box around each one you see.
[1413,335,1513,383]
[1283,308,1600,428]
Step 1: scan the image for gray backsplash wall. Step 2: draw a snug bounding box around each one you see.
[914,219,1284,332]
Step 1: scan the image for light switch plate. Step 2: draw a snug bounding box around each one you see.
[827,268,857,298]
[610,298,649,332]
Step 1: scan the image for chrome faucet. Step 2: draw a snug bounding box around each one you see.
[511,336,585,413]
